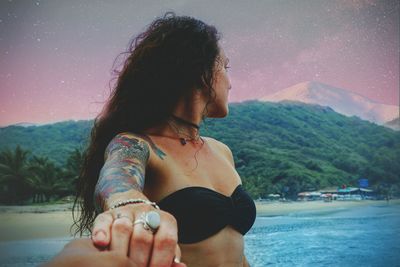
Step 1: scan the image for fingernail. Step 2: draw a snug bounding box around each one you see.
[94,231,106,241]
[174,257,181,263]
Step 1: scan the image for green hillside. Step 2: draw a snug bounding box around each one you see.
[203,101,400,198]
[0,120,93,166]
[0,101,399,202]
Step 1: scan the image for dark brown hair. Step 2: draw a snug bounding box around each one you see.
[72,12,221,235]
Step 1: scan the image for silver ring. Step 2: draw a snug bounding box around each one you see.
[174,256,181,263]
[115,213,132,222]
[133,218,147,227]
[145,210,161,231]
[133,211,161,233]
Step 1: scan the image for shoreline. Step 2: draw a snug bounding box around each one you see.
[0,199,399,242]
[255,199,400,216]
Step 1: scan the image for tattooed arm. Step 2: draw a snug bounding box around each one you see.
[90,133,182,265]
[94,133,152,212]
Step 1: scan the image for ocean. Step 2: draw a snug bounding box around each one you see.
[245,203,400,267]
[0,203,399,267]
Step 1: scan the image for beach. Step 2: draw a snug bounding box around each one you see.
[0,204,75,242]
[0,200,399,267]
[255,199,400,216]
[1,199,398,242]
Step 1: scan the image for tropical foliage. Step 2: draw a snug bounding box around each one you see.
[202,101,400,199]
[0,101,399,204]
[0,146,84,204]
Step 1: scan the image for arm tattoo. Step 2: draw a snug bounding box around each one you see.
[94,134,151,212]
[137,134,166,160]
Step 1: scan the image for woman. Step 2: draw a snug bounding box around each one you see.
[47,12,255,267]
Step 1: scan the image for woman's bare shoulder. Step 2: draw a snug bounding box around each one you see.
[116,131,149,142]
[202,136,229,150]
[105,132,151,158]
[109,132,166,161]
[108,132,150,147]
[202,136,234,165]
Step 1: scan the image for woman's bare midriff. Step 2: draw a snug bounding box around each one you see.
[180,226,245,267]
[142,134,247,266]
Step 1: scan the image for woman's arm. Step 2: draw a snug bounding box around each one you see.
[94,133,151,212]
[90,133,184,266]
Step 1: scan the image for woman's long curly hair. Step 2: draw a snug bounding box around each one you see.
[72,12,221,235]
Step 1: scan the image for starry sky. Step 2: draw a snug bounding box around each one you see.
[0,0,399,126]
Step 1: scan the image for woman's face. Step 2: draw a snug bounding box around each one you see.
[206,47,232,118]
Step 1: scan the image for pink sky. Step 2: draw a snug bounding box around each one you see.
[0,0,398,126]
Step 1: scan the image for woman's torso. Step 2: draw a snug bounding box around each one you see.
[138,134,252,266]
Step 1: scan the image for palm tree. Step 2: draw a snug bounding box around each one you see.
[26,159,69,203]
[30,155,51,166]
[64,148,86,191]
[0,145,32,203]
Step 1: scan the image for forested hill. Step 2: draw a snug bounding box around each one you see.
[1,101,399,199]
[202,101,399,198]
[0,119,93,165]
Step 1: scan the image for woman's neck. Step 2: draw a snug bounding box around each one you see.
[167,114,200,142]
[167,93,205,138]
[144,92,206,140]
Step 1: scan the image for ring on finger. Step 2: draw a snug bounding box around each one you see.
[115,213,133,223]
[133,211,161,233]
[174,256,181,263]
[133,218,155,233]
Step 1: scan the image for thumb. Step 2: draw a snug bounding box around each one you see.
[171,244,187,266]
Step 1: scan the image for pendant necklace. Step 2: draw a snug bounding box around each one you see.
[169,115,202,146]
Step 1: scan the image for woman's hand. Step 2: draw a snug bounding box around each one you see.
[91,204,186,267]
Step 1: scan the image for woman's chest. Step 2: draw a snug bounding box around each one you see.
[144,139,241,202]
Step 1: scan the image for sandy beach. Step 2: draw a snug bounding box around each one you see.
[0,200,399,242]
[255,199,400,216]
[0,203,75,242]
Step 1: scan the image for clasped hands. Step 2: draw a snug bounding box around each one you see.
[91,203,186,267]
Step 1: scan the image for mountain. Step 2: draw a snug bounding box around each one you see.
[385,117,400,131]
[1,101,399,199]
[260,81,399,125]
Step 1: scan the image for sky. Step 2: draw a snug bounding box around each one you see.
[0,0,399,126]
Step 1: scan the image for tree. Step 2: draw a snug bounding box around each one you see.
[0,145,32,203]
[63,148,86,193]
[26,158,68,203]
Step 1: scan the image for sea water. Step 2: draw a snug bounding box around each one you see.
[245,204,400,267]
[0,203,399,267]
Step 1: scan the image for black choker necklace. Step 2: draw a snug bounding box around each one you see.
[171,115,200,129]
[169,115,201,145]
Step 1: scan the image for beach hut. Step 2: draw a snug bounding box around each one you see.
[319,187,339,194]
[337,187,362,200]
[359,188,375,199]
[297,192,310,201]
[297,192,321,201]
[336,187,376,200]
[321,193,333,202]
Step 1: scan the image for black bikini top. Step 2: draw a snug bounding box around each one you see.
[157,184,256,244]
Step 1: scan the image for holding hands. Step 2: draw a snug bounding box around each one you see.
[91,199,186,267]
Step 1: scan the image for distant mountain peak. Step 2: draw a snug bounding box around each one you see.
[385,117,400,131]
[260,81,398,124]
